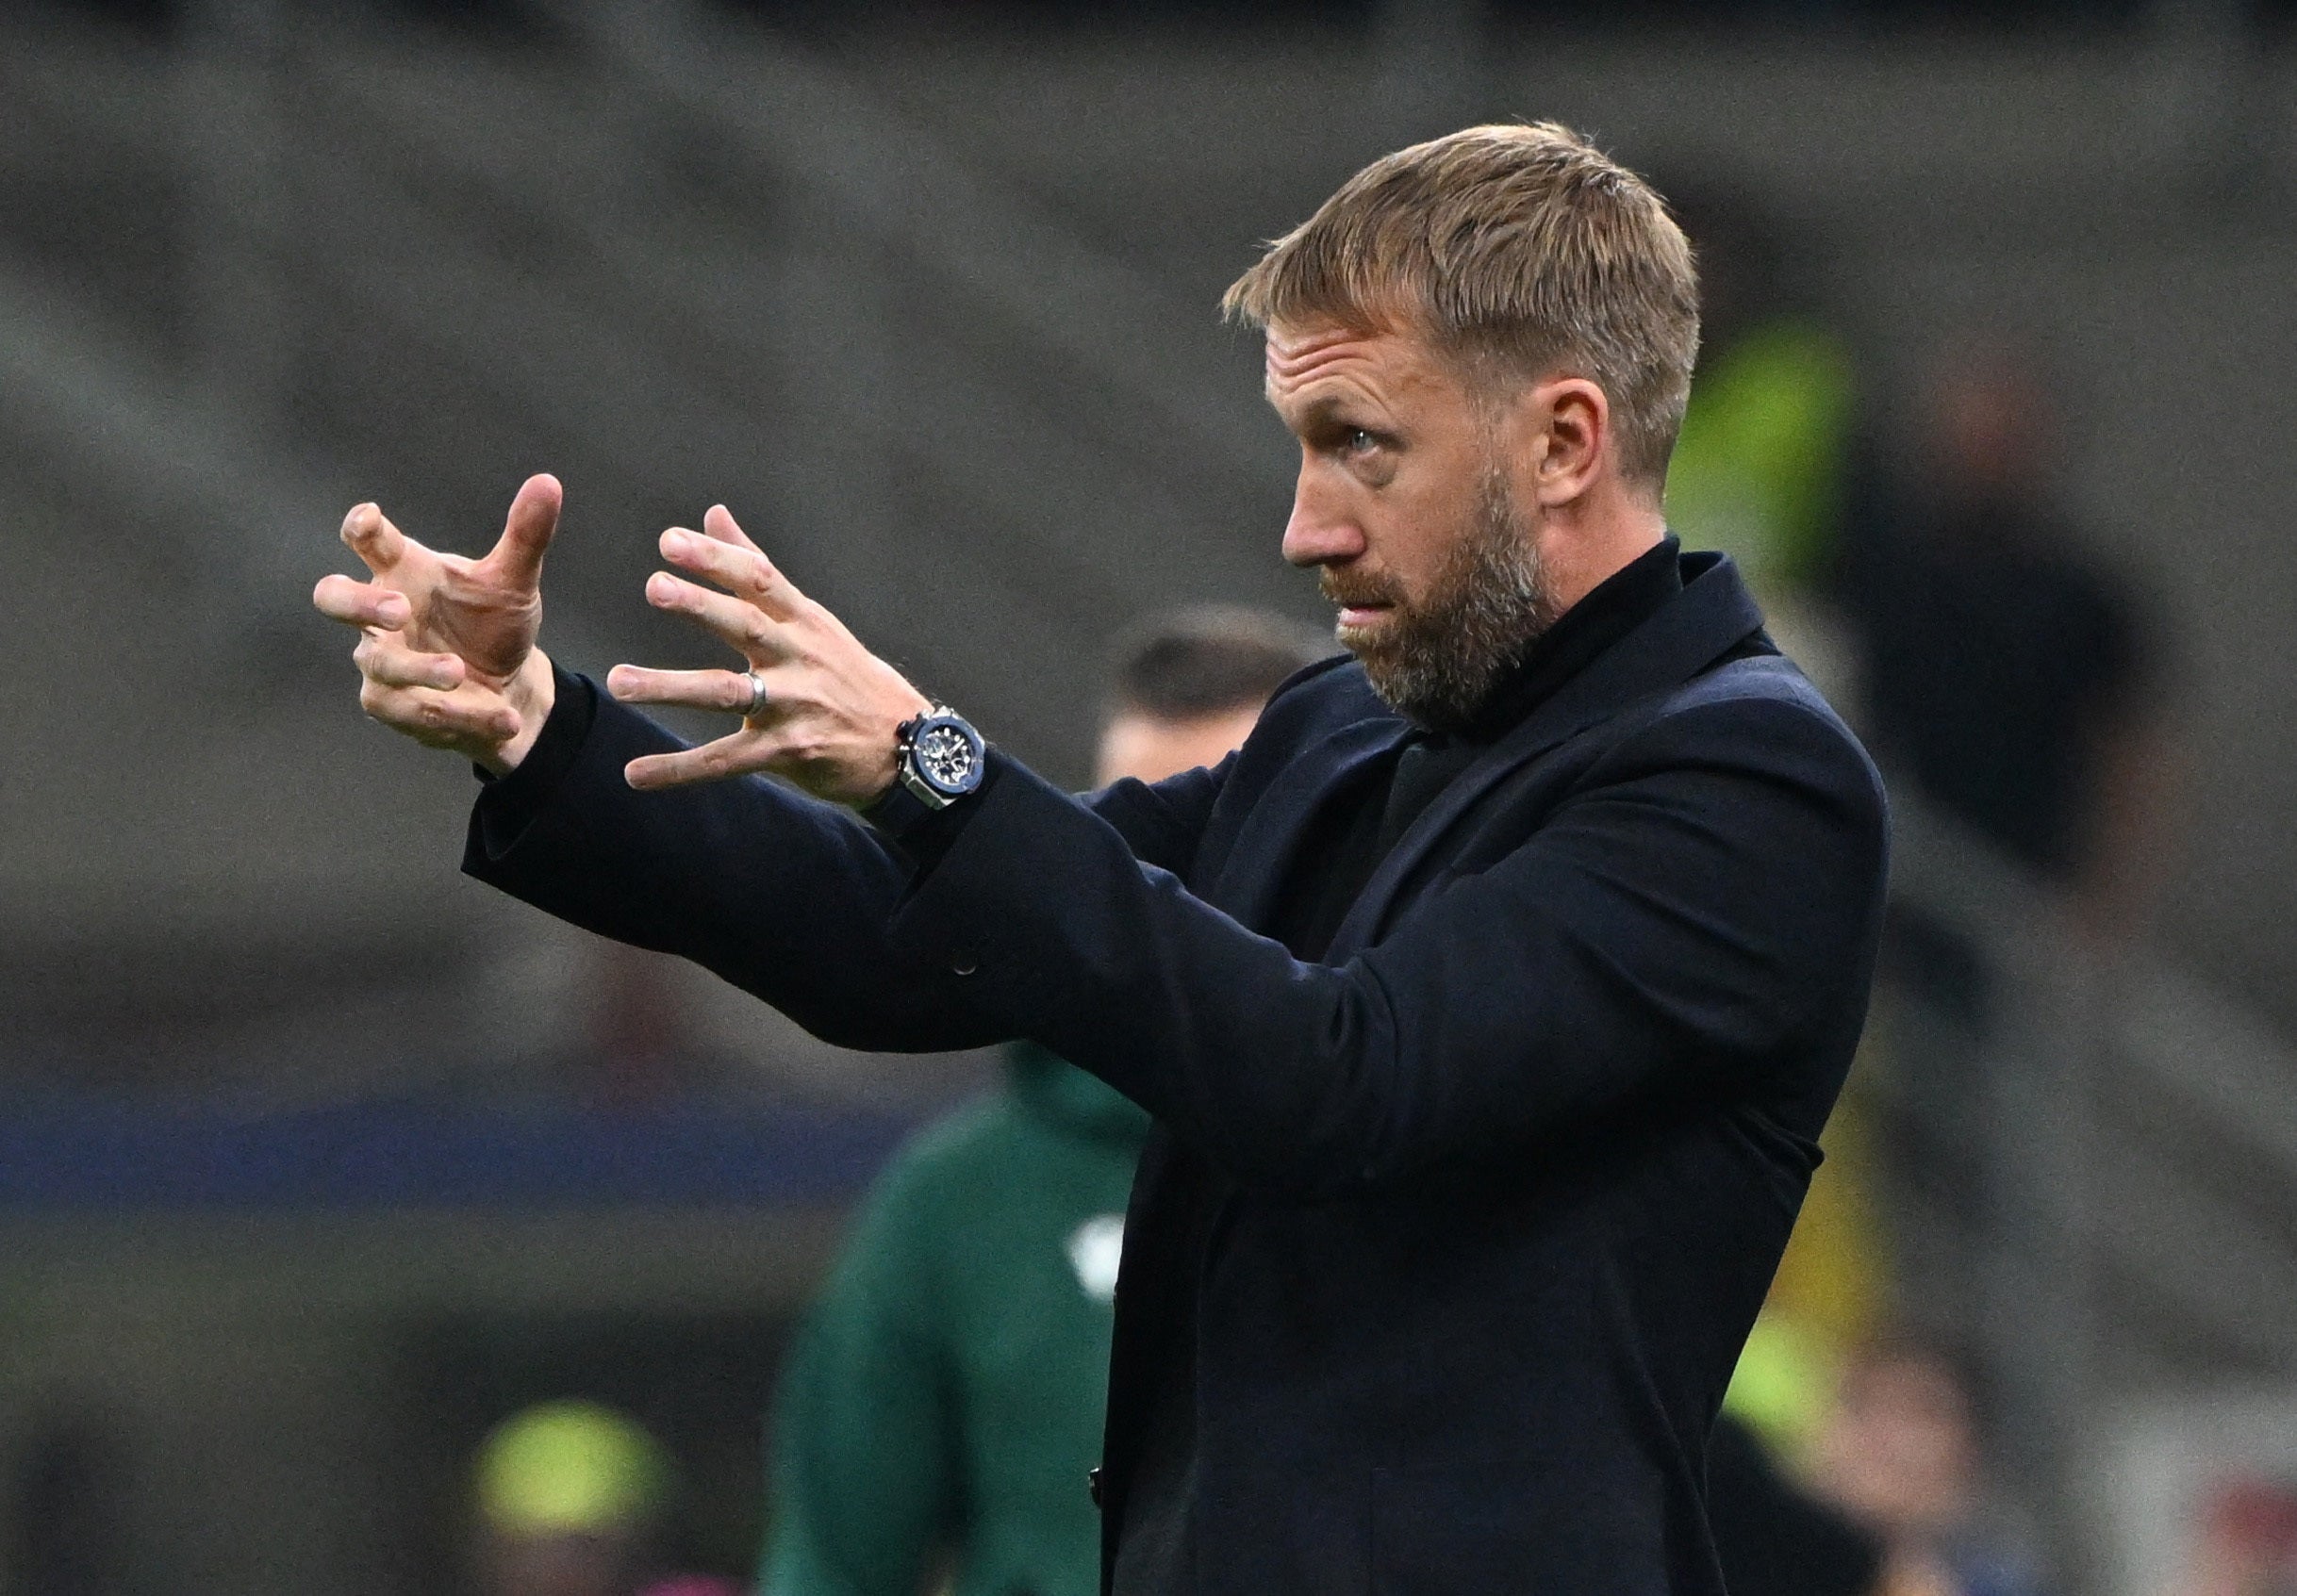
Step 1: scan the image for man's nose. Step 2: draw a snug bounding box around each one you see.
[1281,470,1366,568]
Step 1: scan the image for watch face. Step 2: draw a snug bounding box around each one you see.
[912,717,983,797]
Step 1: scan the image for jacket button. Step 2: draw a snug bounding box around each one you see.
[1086,1466,1104,1508]
[951,953,978,977]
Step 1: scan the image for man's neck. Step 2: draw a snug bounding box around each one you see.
[1536,491,1670,620]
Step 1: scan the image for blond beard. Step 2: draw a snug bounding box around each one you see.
[1334,466,1561,731]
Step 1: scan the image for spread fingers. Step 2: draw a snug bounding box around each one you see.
[700,504,764,555]
[659,526,803,620]
[644,570,787,655]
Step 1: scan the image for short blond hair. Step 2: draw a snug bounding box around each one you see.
[1222,123,1700,486]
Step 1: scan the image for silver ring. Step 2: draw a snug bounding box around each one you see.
[742,668,770,718]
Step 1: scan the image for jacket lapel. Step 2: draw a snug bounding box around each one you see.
[1324,553,1769,959]
[1208,714,1413,930]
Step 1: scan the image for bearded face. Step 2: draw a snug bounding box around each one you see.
[1323,461,1561,731]
[1263,321,1582,722]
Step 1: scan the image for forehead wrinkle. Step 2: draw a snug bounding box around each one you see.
[1264,333,1393,408]
[1264,326,1383,385]
[1264,343,1462,437]
[1264,323,1363,373]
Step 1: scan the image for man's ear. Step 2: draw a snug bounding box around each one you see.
[1504,377,1610,509]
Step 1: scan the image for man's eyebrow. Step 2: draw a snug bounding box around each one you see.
[1263,387,1355,431]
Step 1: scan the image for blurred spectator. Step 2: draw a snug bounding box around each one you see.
[1837,342,2173,941]
[1810,1340,2045,1596]
[474,1400,740,1596]
[756,607,1327,1596]
[1663,187,1861,697]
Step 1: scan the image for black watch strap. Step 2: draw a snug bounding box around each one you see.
[861,776,939,841]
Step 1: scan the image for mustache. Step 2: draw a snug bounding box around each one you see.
[1319,567,1406,609]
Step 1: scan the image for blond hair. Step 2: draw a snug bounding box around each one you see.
[1222,123,1700,486]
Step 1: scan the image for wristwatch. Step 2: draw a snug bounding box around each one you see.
[869,705,986,835]
[896,705,986,808]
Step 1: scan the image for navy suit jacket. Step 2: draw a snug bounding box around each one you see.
[466,551,1889,1595]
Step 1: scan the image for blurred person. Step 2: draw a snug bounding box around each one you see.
[587,942,697,1103]
[474,1400,742,1596]
[1662,189,1859,618]
[757,609,1324,1596]
[317,123,1891,1592]
[1810,1341,2045,1596]
[1837,342,2172,942]
[1710,1409,1970,1596]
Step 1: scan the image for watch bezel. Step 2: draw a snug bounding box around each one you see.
[896,708,985,808]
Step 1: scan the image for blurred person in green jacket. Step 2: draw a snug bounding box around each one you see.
[756,607,1328,1596]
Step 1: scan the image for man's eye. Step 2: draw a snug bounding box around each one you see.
[1344,429,1379,455]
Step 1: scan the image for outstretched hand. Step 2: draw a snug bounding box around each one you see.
[605,505,931,805]
[313,473,562,773]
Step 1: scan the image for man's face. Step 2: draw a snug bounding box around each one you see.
[1264,321,1559,730]
[477,1528,636,1596]
[1097,704,1264,788]
[1931,358,2049,503]
[1813,1354,1977,1538]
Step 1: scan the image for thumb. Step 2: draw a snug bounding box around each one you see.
[487,473,563,591]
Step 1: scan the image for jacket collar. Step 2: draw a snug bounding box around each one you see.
[1324,550,1767,957]
[1205,551,1766,946]
[1208,710,1413,931]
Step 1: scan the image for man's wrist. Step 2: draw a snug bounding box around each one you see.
[480,650,557,776]
[474,661,594,809]
[852,691,935,806]
[884,704,988,807]
[863,704,992,866]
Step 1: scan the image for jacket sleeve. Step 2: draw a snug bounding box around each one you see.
[757,1152,957,1596]
[461,679,1234,1053]
[884,694,1889,1197]
[1081,753,1232,879]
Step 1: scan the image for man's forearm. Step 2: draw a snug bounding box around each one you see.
[465,679,997,1053]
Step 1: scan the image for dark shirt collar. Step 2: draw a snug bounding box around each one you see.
[1452,535,1683,744]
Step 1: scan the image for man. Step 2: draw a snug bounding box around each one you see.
[315,123,1889,1591]
[1835,341,2166,942]
[758,611,1324,1596]
[1810,1341,2046,1596]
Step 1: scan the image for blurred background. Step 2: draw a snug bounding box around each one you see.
[3,0,2296,1590]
